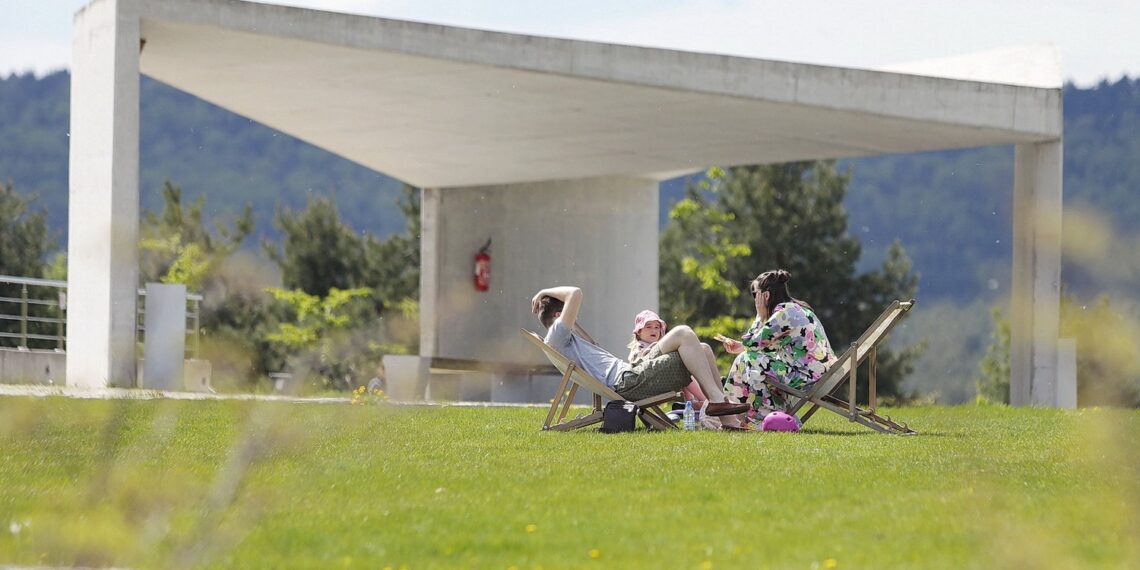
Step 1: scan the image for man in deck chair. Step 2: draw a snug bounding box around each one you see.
[531,285,749,425]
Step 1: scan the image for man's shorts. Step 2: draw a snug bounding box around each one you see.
[614,344,691,400]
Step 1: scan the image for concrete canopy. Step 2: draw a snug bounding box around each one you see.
[69,0,1065,407]
[135,0,1061,188]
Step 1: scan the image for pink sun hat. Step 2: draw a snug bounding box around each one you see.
[632,310,667,334]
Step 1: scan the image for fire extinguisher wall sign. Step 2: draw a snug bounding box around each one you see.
[474,238,491,292]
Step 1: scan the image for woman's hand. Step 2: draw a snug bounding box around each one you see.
[715,334,745,355]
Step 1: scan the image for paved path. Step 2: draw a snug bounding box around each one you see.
[0,384,544,407]
[0,383,349,403]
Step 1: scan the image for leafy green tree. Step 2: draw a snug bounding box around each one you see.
[0,181,53,279]
[660,162,921,399]
[263,197,363,297]
[975,307,1011,404]
[0,181,57,349]
[260,188,422,391]
[139,180,253,289]
[264,287,377,392]
[264,185,420,314]
[265,287,372,349]
[363,185,421,308]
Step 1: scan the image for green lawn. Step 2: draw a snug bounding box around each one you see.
[0,397,1137,569]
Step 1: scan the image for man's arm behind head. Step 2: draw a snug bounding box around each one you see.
[532,286,582,329]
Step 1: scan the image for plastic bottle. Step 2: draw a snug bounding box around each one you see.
[683,400,696,431]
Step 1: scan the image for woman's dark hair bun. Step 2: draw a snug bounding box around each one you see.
[777,270,790,283]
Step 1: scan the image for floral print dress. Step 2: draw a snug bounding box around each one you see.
[725,302,837,416]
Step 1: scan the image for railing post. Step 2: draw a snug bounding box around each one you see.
[57,291,66,350]
[20,283,28,348]
[192,298,201,359]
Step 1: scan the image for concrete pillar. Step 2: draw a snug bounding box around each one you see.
[1056,338,1077,409]
[1010,140,1063,406]
[420,177,660,370]
[141,283,186,390]
[67,0,141,388]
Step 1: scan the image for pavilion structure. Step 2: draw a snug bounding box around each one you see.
[69,0,1065,405]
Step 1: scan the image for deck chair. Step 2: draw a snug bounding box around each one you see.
[520,329,680,431]
[768,299,917,435]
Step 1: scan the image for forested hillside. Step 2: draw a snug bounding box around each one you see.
[0,71,406,246]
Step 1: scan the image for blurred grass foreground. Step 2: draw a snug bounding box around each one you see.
[1,397,1138,569]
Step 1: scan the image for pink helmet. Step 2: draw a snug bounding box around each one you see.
[761,411,800,432]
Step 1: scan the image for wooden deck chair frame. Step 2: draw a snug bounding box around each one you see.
[768,299,918,435]
[520,330,680,431]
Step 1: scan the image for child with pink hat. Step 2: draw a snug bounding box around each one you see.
[628,310,729,429]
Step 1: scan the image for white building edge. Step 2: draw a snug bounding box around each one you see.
[68,0,1065,406]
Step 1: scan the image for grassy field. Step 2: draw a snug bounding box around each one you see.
[0,397,1137,569]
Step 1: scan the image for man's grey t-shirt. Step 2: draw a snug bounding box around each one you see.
[544,318,630,388]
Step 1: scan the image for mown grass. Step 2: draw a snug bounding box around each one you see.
[0,397,1137,569]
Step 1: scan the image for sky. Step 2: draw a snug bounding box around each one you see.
[1,0,1137,87]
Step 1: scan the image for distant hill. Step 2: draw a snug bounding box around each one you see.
[3,72,1138,303]
[0,71,408,249]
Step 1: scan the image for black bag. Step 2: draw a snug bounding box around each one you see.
[598,400,638,433]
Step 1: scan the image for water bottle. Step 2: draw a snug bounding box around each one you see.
[683,400,696,431]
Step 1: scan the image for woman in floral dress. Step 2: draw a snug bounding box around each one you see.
[720,269,837,418]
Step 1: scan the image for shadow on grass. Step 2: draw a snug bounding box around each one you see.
[798,428,964,438]
[799,429,876,436]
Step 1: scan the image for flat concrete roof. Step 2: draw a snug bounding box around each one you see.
[130,0,1062,188]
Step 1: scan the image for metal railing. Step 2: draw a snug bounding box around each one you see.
[0,275,67,350]
[0,274,202,357]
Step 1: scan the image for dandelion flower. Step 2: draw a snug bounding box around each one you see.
[823,559,838,569]
[526,524,537,533]
[588,549,601,559]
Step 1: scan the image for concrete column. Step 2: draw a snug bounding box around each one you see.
[67,0,141,388]
[420,187,442,359]
[419,176,660,368]
[141,283,186,390]
[1010,140,1063,406]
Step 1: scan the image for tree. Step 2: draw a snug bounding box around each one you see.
[263,286,374,393]
[264,185,420,314]
[0,181,53,279]
[139,180,253,289]
[0,181,57,349]
[975,307,1011,404]
[260,187,422,390]
[660,162,921,399]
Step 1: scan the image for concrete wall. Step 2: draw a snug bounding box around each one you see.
[1,348,212,392]
[0,349,66,385]
[421,176,660,367]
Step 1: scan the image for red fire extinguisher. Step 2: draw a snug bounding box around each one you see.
[474,238,491,292]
